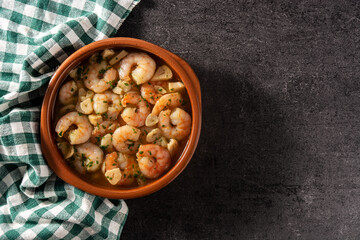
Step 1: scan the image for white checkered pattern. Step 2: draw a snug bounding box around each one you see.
[0,0,140,239]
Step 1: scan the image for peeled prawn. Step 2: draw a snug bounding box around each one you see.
[112,125,141,154]
[74,142,103,172]
[152,92,183,115]
[137,144,171,179]
[140,82,162,104]
[59,81,77,105]
[121,92,150,127]
[84,60,117,93]
[55,111,92,145]
[118,52,156,85]
[93,91,123,120]
[159,108,191,140]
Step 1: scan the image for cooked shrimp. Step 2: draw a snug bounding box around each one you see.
[121,92,150,127]
[74,142,103,172]
[137,144,171,179]
[159,108,191,140]
[59,81,78,105]
[91,120,119,144]
[55,111,92,145]
[93,93,107,113]
[73,157,86,174]
[152,92,183,115]
[118,52,156,85]
[93,91,123,120]
[104,91,123,119]
[84,60,117,93]
[112,125,141,154]
[103,152,138,186]
[140,82,162,104]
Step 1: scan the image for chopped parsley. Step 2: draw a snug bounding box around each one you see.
[58,131,63,137]
[128,143,135,150]
[76,67,83,78]
[107,80,116,89]
[99,69,106,75]
[96,54,103,63]
[101,145,109,150]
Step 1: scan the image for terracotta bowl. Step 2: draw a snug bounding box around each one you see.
[40,38,202,199]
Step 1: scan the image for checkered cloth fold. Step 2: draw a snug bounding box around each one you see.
[0,0,140,239]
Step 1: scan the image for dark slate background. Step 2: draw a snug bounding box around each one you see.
[116,1,360,239]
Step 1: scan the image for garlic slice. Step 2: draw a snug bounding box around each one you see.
[146,128,162,143]
[57,142,74,159]
[167,139,179,157]
[105,168,122,185]
[168,82,185,92]
[145,113,159,127]
[151,65,173,81]
[109,50,128,65]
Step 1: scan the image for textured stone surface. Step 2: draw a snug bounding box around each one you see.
[117,1,360,239]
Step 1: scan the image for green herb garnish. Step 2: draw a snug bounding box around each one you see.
[99,69,106,75]
[76,67,83,78]
[96,54,103,63]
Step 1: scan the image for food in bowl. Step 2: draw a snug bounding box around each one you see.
[53,48,192,188]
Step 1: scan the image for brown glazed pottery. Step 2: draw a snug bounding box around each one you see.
[40,38,202,199]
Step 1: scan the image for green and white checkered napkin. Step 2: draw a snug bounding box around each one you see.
[0,0,140,239]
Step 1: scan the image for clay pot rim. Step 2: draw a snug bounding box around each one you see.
[40,38,202,199]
